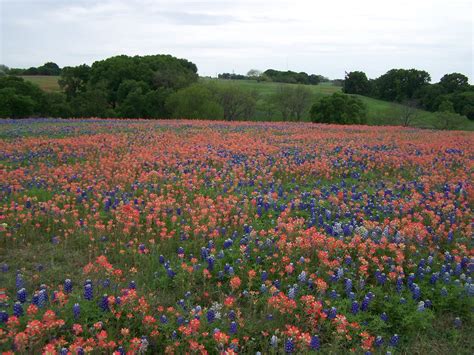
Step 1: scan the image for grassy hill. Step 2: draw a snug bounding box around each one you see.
[21,75,61,92]
[202,78,474,130]
[19,75,473,130]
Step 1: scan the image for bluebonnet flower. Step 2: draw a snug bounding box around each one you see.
[375,336,383,347]
[351,301,359,314]
[16,273,24,290]
[345,278,352,295]
[84,284,93,300]
[0,310,9,323]
[411,284,421,300]
[207,309,215,323]
[298,271,307,283]
[396,277,404,292]
[417,301,425,311]
[60,348,69,355]
[228,310,236,320]
[64,279,73,293]
[440,287,448,297]
[328,307,337,320]
[1,263,8,272]
[285,338,295,353]
[381,312,388,322]
[288,287,296,300]
[207,256,215,271]
[230,321,237,334]
[99,294,109,311]
[129,281,136,289]
[115,347,125,355]
[13,302,23,317]
[389,334,399,347]
[73,303,80,319]
[17,288,27,303]
[310,335,320,350]
[38,289,48,308]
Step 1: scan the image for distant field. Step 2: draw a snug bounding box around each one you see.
[21,75,61,92]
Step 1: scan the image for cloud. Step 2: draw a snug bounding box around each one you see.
[1,0,472,81]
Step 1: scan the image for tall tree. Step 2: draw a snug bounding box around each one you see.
[343,71,371,95]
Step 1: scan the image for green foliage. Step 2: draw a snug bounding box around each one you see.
[446,91,474,120]
[270,85,313,121]
[343,71,371,95]
[0,87,36,118]
[439,73,470,93]
[58,65,91,99]
[69,88,113,118]
[0,76,45,117]
[310,92,367,124]
[264,69,326,85]
[373,68,431,102]
[165,84,223,119]
[7,62,61,76]
[212,85,257,121]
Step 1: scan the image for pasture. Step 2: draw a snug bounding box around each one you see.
[0,119,472,353]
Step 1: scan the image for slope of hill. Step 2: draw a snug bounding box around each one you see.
[20,75,61,92]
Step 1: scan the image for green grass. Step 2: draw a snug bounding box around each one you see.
[20,75,61,92]
[201,78,474,130]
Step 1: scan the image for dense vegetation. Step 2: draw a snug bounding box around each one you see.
[343,70,473,120]
[0,56,472,129]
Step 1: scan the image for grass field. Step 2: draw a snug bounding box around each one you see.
[20,75,61,92]
[19,75,473,130]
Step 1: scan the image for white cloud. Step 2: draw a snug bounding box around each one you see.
[1,0,472,81]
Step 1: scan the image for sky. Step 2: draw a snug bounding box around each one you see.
[1,0,473,81]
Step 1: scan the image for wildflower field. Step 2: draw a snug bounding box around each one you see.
[0,119,473,354]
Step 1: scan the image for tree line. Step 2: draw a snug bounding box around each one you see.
[218,69,330,85]
[343,69,473,121]
[2,62,62,76]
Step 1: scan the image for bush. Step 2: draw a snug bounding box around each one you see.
[165,84,223,119]
[310,92,367,124]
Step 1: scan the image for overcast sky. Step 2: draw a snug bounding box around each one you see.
[1,0,472,81]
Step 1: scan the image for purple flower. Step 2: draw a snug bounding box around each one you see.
[64,279,73,294]
[310,335,320,350]
[13,302,23,317]
[389,334,400,347]
[84,284,93,301]
[285,338,295,353]
[229,321,237,334]
[73,303,80,319]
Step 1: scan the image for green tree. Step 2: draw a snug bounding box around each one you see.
[271,85,313,121]
[213,86,257,121]
[435,100,468,130]
[70,88,113,118]
[343,71,371,95]
[373,69,431,102]
[0,76,45,116]
[165,84,223,119]
[439,73,470,93]
[42,92,71,117]
[445,91,474,120]
[310,92,367,124]
[0,88,35,118]
[59,64,91,99]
